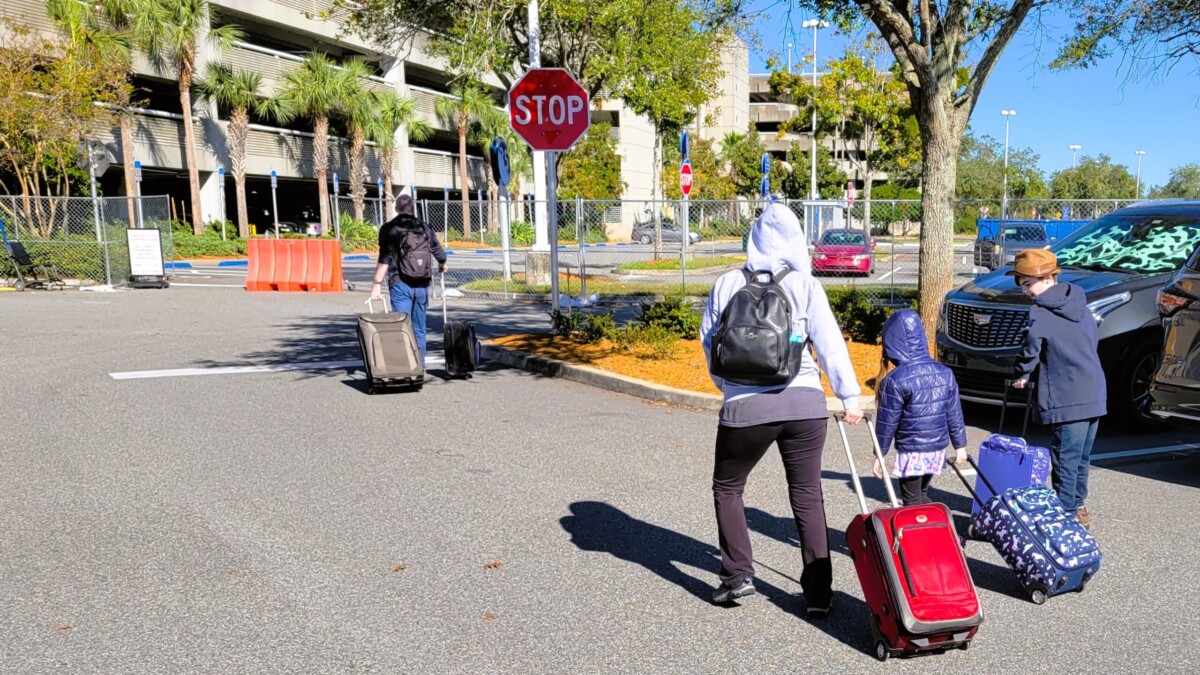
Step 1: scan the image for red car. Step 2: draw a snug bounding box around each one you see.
[812,228,876,276]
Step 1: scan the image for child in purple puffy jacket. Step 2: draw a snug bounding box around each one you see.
[872,309,969,506]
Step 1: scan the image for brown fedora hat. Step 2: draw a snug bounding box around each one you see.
[1006,248,1061,278]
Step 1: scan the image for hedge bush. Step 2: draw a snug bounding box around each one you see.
[638,296,702,339]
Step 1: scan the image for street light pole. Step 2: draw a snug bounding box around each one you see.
[803,19,829,200]
[1000,109,1016,220]
[787,42,793,74]
[1069,144,1081,169]
[1135,150,1146,198]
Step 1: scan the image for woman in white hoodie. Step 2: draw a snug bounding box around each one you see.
[701,203,863,614]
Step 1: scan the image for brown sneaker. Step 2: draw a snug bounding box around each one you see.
[1075,507,1091,530]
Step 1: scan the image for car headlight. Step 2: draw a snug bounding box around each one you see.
[1087,292,1132,323]
[813,253,826,261]
[852,255,867,263]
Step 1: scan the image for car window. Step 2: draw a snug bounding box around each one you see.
[1001,226,1045,241]
[1053,213,1200,275]
[1187,243,1200,272]
[820,231,866,246]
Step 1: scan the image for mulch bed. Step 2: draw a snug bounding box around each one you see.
[491,334,883,398]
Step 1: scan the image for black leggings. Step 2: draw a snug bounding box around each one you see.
[712,418,830,603]
[898,474,933,506]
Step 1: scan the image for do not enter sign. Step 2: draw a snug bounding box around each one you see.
[509,68,590,152]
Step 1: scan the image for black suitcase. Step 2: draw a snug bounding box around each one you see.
[440,273,479,378]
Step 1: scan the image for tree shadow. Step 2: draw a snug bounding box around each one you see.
[560,501,875,656]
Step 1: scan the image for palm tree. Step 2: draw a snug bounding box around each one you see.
[332,60,377,222]
[278,53,346,235]
[368,91,433,220]
[196,63,290,238]
[141,0,241,235]
[434,80,496,239]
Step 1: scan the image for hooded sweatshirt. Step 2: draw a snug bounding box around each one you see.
[1014,281,1107,424]
[872,309,969,477]
[701,203,861,426]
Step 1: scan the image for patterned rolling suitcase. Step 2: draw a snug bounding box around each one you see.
[949,457,1101,605]
[836,413,983,662]
[971,382,1051,516]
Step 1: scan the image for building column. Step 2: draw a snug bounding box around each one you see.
[199,170,223,225]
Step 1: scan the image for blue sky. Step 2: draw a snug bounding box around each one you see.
[745,3,1199,189]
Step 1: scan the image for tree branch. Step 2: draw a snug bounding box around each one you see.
[854,0,931,73]
[955,0,1037,112]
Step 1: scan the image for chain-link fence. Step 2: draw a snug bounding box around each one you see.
[0,195,173,287]
[264,195,1142,305]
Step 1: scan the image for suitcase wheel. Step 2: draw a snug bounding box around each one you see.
[874,640,890,662]
[367,386,376,395]
[1029,584,1048,605]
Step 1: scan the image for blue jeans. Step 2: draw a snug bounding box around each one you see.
[1049,418,1099,512]
[389,279,428,364]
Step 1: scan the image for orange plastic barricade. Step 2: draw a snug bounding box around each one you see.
[246,238,344,292]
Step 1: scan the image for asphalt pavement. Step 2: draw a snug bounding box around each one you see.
[1,287,1196,673]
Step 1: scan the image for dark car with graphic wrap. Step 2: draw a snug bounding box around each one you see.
[937,201,1200,428]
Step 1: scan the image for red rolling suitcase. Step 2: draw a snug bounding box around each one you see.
[835,412,983,662]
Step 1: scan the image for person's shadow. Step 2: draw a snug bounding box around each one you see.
[560,501,874,655]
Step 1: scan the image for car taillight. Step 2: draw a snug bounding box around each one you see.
[1157,289,1190,316]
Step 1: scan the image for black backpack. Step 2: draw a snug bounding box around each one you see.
[396,218,433,281]
[710,269,806,386]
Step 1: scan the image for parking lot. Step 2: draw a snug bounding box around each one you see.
[2,288,1197,672]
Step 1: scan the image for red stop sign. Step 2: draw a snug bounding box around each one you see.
[508,68,590,152]
[680,161,694,197]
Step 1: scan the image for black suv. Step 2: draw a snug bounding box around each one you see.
[937,201,1200,427]
[1150,243,1200,427]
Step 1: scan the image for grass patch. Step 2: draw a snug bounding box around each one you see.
[617,256,740,271]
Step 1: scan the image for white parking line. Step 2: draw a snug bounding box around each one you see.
[1091,442,1200,462]
[170,283,245,288]
[110,356,445,380]
[875,266,902,282]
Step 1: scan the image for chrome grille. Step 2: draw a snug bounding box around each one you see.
[946,302,1028,349]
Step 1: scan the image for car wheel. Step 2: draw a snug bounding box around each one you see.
[1113,335,1165,430]
[638,234,652,245]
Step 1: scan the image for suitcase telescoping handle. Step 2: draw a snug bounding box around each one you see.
[999,379,1035,436]
[833,411,900,515]
[945,455,1002,509]
[364,298,389,314]
[440,270,448,325]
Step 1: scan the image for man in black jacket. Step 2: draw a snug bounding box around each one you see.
[1010,249,1106,529]
[370,195,447,364]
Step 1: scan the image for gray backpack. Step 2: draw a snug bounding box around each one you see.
[397,218,433,280]
[710,269,806,386]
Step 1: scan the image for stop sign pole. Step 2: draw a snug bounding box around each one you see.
[509,67,589,311]
[679,131,692,292]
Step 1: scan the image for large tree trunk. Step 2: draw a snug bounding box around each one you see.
[350,126,366,221]
[119,105,137,227]
[458,117,471,238]
[313,115,330,235]
[178,61,204,236]
[230,108,249,239]
[915,95,968,343]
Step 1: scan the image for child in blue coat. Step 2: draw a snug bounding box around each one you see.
[872,309,969,506]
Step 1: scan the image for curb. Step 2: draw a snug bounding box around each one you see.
[483,342,877,413]
[164,262,193,269]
